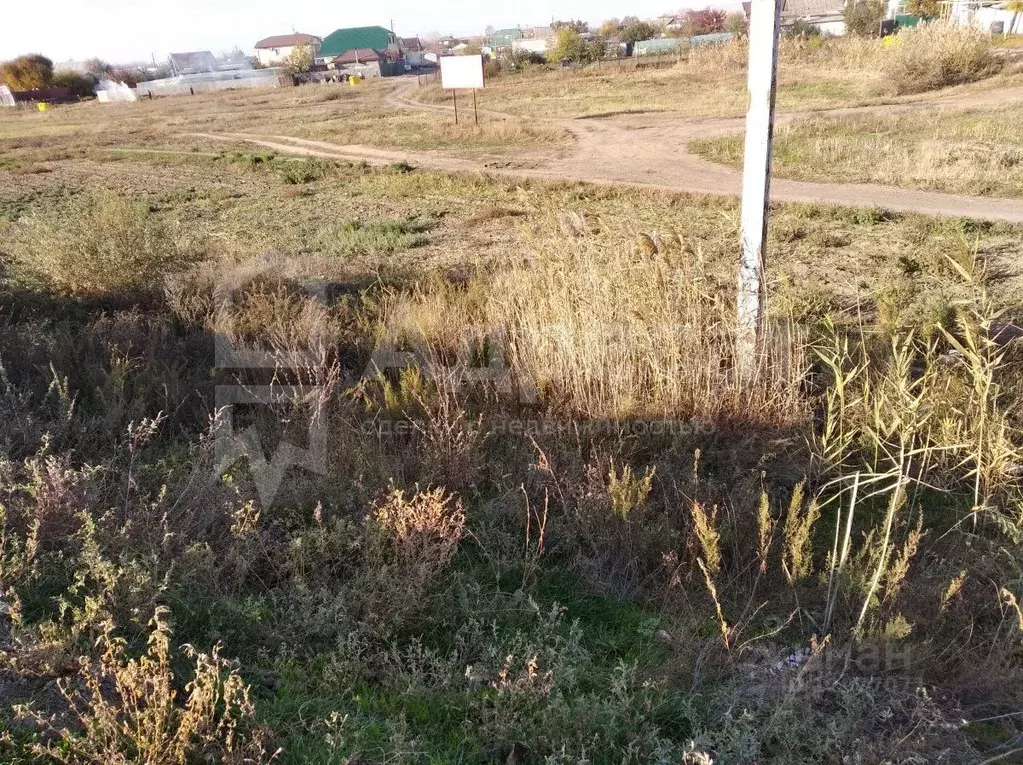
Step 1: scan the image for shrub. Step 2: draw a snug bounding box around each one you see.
[52,69,96,97]
[844,0,886,35]
[0,53,53,90]
[318,217,431,258]
[883,22,1000,93]
[12,194,203,298]
[22,607,270,764]
[274,157,337,184]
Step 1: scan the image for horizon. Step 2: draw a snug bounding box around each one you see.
[1,0,742,66]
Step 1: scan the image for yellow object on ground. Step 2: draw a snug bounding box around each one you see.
[350,76,361,86]
[37,102,49,112]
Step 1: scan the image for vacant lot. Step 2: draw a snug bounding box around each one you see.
[1,65,1023,765]
[0,80,567,169]
[693,103,1023,198]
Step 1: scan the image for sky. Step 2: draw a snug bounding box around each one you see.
[0,0,722,65]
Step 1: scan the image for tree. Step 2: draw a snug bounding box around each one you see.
[552,19,589,33]
[83,58,113,78]
[548,28,587,62]
[905,0,941,16]
[725,11,749,36]
[52,70,95,97]
[621,21,658,44]
[785,18,823,37]
[0,54,54,90]
[599,20,623,38]
[845,0,886,35]
[687,8,727,35]
[285,45,313,73]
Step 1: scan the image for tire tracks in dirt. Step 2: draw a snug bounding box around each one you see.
[192,81,1023,223]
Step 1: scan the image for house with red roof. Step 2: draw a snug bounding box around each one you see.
[254,33,322,67]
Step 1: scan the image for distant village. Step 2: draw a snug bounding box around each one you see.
[3,0,1020,103]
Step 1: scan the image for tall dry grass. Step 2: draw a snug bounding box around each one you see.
[377,215,808,425]
[883,21,1001,94]
[488,234,807,424]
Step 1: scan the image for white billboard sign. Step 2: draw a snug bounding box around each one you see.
[440,55,484,89]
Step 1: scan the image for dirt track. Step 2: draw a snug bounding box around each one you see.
[193,81,1023,223]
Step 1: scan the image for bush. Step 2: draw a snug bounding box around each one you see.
[0,53,53,90]
[21,607,271,763]
[52,69,96,97]
[884,22,1000,93]
[318,217,431,257]
[844,0,886,35]
[12,194,203,298]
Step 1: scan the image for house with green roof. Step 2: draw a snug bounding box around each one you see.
[490,28,523,49]
[319,25,402,60]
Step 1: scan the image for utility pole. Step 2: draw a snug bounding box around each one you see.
[737,0,783,376]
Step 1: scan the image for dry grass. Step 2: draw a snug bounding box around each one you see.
[414,36,913,120]
[483,221,808,423]
[883,22,1001,95]
[2,81,1023,763]
[692,103,1023,197]
[10,192,206,296]
[0,79,566,163]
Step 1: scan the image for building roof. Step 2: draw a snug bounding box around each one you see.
[491,28,524,46]
[321,26,395,57]
[168,51,217,73]
[332,47,385,64]
[781,0,846,18]
[255,33,320,49]
[402,36,423,51]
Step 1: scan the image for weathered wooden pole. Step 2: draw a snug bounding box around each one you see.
[738,0,783,376]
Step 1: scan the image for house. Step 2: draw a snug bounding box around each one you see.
[254,33,321,66]
[523,25,554,39]
[945,0,1021,32]
[779,0,848,35]
[402,36,423,52]
[320,26,403,61]
[491,28,524,49]
[168,51,217,76]
[658,14,687,31]
[512,38,549,55]
[327,47,403,78]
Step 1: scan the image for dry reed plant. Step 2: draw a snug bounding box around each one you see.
[485,224,809,424]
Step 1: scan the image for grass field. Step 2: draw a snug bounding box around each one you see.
[1,51,1023,764]
[692,103,1023,198]
[0,80,567,170]
[415,34,1022,120]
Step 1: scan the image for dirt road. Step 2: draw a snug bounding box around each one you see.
[194,82,1023,223]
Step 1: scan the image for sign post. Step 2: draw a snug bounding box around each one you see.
[738,0,783,376]
[439,54,485,127]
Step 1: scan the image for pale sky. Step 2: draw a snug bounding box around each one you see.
[0,0,715,65]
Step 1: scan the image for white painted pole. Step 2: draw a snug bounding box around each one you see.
[738,0,783,376]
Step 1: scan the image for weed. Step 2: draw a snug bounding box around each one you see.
[884,22,1001,95]
[318,217,431,258]
[10,193,204,298]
